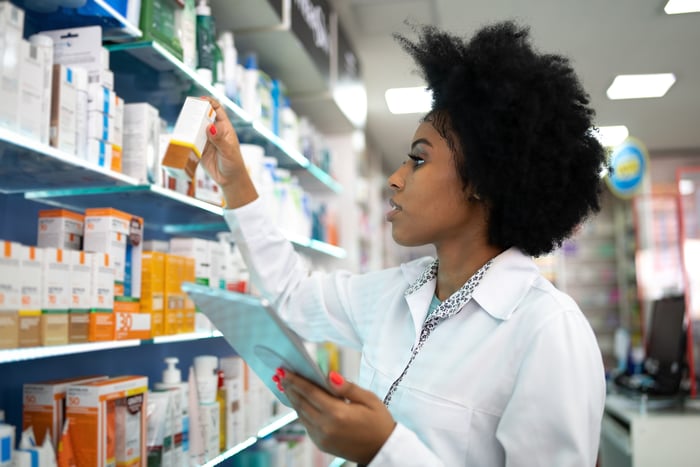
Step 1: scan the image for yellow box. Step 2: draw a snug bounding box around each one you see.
[141,251,165,337]
[66,376,148,467]
[181,257,195,333]
[19,246,43,347]
[22,375,107,449]
[0,241,21,349]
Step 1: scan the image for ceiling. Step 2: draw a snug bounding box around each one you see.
[329,0,700,175]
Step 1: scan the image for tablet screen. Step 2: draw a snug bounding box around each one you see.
[181,282,334,406]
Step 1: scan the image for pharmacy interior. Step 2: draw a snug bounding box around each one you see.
[0,0,699,466]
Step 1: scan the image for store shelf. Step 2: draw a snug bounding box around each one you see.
[202,411,299,467]
[0,127,134,194]
[17,0,142,41]
[106,41,342,194]
[0,330,225,364]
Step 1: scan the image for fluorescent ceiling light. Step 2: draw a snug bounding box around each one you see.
[385,86,432,114]
[664,0,700,14]
[606,73,676,100]
[594,125,629,148]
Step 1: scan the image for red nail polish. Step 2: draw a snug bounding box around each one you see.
[209,124,217,136]
[276,383,284,392]
[276,367,286,378]
[272,374,280,383]
[329,371,344,387]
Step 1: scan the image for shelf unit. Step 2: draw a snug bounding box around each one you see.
[1,2,354,464]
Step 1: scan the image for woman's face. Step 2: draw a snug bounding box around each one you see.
[386,121,475,247]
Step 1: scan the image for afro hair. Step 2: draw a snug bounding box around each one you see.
[395,21,607,257]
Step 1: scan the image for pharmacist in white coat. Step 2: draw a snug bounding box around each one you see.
[201,21,607,466]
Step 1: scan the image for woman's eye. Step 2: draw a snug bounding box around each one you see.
[408,154,425,167]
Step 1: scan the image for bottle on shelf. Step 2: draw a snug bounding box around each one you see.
[195,0,216,85]
[154,357,190,465]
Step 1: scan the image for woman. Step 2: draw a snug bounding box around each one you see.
[200,21,607,466]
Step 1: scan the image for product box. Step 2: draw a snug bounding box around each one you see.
[17,39,47,141]
[28,34,54,146]
[40,26,103,85]
[19,246,43,348]
[0,1,24,128]
[88,83,117,116]
[87,138,113,169]
[114,297,150,340]
[88,109,115,142]
[0,241,21,349]
[146,390,176,467]
[209,240,225,290]
[123,102,161,183]
[41,248,71,346]
[88,251,115,342]
[194,165,223,206]
[162,97,215,181]
[84,208,143,298]
[163,254,185,335]
[182,256,196,333]
[112,95,125,173]
[169,238,210,286]
[66,375,148,467]
[68,251,93,343]
[0,422,15,467]
[219,356,246,449]
[141,251,165,337]
[22,375,107,449]
[37,209,84,250]
[50,64,77,155]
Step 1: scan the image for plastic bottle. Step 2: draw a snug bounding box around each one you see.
[195,0,216,84]
[242,53,261,120]
[217,31,239,102]
[154,357,190,465]
[216,369,226,453]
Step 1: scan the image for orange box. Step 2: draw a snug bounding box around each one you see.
[23,375,107,449]
[89,311,115,341]
[66,376,148,467]
[114,298,150,340]
[163,254,185,335]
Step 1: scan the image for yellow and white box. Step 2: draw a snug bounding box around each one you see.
[19,245,43,348]
[50,64,77,155]
[68,250,93,343]
[141,251,165,337]
[161,97,215,181]
[66,375,148,467]
[37,208,84,250]
[88,252,116,342]
[122,102,161,184]
[0,0,24,128]
[41,247,70,346]
[168,238,211,286]
[22,375,107,449]
[0,241,21,349]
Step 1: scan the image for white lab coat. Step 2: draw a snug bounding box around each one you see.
[224,198,606,466]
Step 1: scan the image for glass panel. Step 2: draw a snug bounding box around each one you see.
[678,168,700,320]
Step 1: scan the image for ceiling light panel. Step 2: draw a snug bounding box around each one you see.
[606,73,676,100]
[664,0,700,14]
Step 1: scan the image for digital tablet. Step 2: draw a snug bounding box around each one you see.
[181,282,335,407]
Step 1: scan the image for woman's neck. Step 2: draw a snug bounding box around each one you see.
[434,242,503,301]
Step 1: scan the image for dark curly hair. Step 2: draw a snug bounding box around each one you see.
[395,21,607,257]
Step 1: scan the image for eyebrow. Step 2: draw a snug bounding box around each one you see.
[411,138,433,150]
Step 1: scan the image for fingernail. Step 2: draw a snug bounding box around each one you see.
[272,374,280,384]
[276,367,286,378]
[209,124,217,136]
[329,371,344,387]
[276,382,284,392]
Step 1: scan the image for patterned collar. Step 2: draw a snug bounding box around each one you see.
[404,259,439,296]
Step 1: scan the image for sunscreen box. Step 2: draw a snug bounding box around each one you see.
[66,376,148,467]
[169,238,210,285]
[68,250,93,343]
[88,251,115,342]
[161,97,215,181]
[50,64,77,155]
[19,246,43,348]
[141,251,165,337]
[0,241,21,349]
[37,209,84,250]
[84,208,143,298]
[163,254,185,335]
[22,375,107,449]
[41,248,70,346]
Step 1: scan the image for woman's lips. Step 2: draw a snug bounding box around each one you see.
[386,199,402,221]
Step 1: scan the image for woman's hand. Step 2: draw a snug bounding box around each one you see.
[276,369,396,465]
[199,96,258,208]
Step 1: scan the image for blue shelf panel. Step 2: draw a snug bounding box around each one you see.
[106,41,342,194]
[16,0,142,41]
[0,127,134,194]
